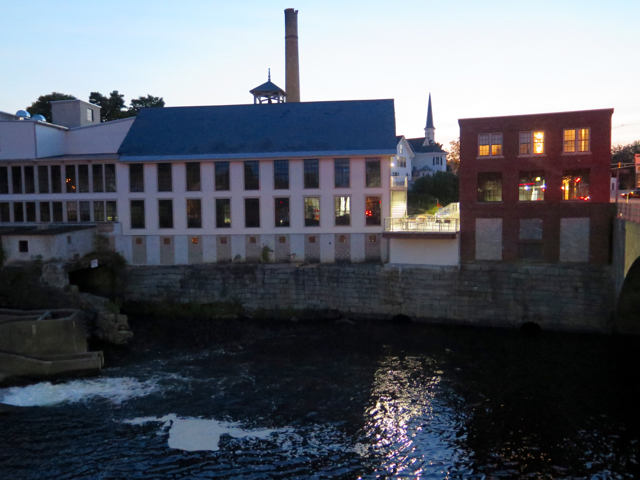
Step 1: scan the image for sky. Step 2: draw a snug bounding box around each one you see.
[1,0,639,149]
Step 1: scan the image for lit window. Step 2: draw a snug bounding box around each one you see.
[334,196,350,226]
[477,172,502,202]
[304,197,320,226]
[275,197,290,227]
[520,131,544,155]
[191,237,199,245]
[365,196,381,226]
[186,199,202,228]
[562,169,590,201]
[519,171,546,201]
[478,133,502,156]
[216,199,231,228]
[564,128,590,153]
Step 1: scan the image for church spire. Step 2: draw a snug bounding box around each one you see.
[423,93,436,146]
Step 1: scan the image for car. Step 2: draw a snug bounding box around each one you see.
[621,189,640,199]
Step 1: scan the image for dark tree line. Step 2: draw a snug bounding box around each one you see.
[611,140,640,165]
[26,91,165,123]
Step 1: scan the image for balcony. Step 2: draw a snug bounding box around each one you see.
[390,176,408,189]
[384,216,459,233]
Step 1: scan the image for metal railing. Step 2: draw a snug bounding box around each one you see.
[390,176,408,188]
[435,202,460,217]
[384,216,460,233]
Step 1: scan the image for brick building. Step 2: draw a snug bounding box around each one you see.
[458,108,614,263]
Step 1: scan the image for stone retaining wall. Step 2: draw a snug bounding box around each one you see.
[124,263,615,333]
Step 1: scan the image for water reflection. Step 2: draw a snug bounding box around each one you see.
[363,355,474,478]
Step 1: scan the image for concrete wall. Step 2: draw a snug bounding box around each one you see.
[125,262,614,333]
[1,228,96,264]
[388,237,459,266]
[66,117,135,154]
[0,122,37,160]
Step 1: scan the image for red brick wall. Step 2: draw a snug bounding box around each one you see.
[458,109,614,263]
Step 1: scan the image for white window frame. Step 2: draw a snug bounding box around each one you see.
[563,128,590,154]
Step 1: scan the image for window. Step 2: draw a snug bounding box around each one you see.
[13,202,24,222]
[478,133,503,156]
[519,171,546,201]
[365,158,381,187]
[304,159,319,189]
[79,201,90,222]
[92,164,104,192]
[275,197,290,227]
[40,202,51,222]
[186,162,201,191]
[67,201,78,221]
[191,237,199,245]
[163,238,171,245]
[365,196,381,226]
[130,200,145,228]
[391,172,399,177]
[0,167,8,194]
[0,202,10,222]
[215,162,230,191]
[335,196,351,226]
[12,166,22,194]
[105,164,116,192]
[244,161,259,190]
[520,131,544,155]
[65,165,77,193]
[397,157,407,168]
[106,201,117,222]
[52,202,63,222]
[19,241,28,253]
[216,198,231,228]
[24,166,35,194]
[477,172,502,202]
[245,198,260,228]
[334,158,350,188]
[564,128,590,153]
[433,157,442,166]
[158,199,173,228]
[94,201,104,222]
[129,164,144,192]
[399,144,403,154]
[273,160,289,189]
[51,165,62,193]
[279,236,286,244]
[157,164,172,192]
[38,166,49,193]
[25,202,36,222]
[87,108,93,122]
[562,169,590,201]
[78,165,89,192]
[187,199,202,228]
[304,197,320,226]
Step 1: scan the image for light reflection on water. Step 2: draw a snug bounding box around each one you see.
[0,320,638,479]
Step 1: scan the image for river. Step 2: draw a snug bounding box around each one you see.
[1,317,639,479]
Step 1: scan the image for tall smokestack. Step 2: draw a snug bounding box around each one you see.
[285,8,300,103]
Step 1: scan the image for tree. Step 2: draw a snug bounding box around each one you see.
[412,171,459,206]
[89,90,128,122]
[129,95,165,114]
[612,140,640,165]
[26,92,77,122]
[447,138,460,175]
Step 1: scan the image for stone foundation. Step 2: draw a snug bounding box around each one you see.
[124,263,615,333]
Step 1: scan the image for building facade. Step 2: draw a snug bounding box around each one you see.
[0,99,403,265]
[458,108,614,264]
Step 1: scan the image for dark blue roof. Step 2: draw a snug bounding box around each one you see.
[118,99,397,160]
[407,137,447,154]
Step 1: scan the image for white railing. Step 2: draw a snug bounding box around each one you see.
[435,202,460,217]
[384,216,460,233]
[390,176,408,188]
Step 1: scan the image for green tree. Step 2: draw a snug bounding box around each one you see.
[89,90,129,122]
[26,92,77,122]
[447,138,460,174]
[612,140,640,165]
[412,171,459,206]
[129,95,165,114]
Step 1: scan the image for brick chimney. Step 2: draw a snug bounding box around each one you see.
[285,8,300,103]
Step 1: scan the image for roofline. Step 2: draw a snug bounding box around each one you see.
[51,99,101,109]
[120,149,397,162]
[458,108,615,123]
[145,98,395,111]
[68,116,135,130]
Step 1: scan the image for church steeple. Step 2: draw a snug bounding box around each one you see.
[423,93,436,146]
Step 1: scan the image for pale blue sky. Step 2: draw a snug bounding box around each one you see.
[1,0,638,148]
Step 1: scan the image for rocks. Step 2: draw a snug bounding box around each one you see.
[95,312,133,345]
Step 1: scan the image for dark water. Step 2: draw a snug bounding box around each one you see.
[1,318,639,479]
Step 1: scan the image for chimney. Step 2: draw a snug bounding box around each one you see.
[285,8,300,103]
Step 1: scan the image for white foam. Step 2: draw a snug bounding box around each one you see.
[0,377,159,407]
[124,414,276,452]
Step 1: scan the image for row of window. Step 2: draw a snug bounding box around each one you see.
[130,158,383,193]
[129,196,382,230]
[478,128,590,157]
[477,169,590,202]
[0,164,116,195]
[0,200,117,223]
